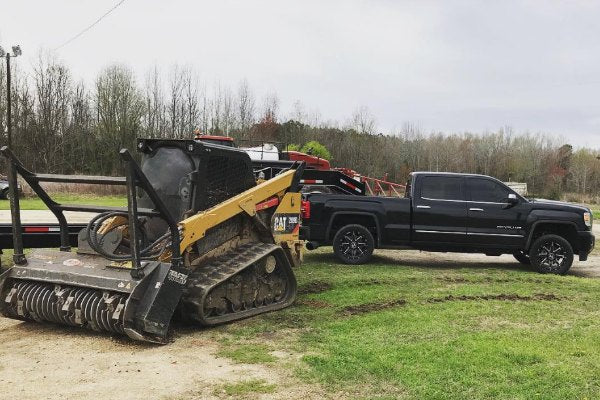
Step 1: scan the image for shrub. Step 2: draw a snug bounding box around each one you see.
[300,140,332,160]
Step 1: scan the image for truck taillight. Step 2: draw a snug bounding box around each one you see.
[301,200,311,220]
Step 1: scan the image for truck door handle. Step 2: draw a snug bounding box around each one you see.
[416,205,431,209]
[469,208,484,212]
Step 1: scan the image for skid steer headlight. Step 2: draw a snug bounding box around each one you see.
[584,212,593,228]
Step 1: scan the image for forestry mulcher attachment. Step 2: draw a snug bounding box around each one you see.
[0,138,304,343]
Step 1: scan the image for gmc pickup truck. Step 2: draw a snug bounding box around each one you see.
[300,172,595,274]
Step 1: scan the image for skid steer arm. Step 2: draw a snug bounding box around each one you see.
[179,166,304,253]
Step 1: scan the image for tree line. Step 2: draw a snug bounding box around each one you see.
[0,55,598,201]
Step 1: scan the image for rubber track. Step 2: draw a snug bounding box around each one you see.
[181,242,297,326]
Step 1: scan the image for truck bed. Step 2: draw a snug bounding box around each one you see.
[302,193,411,246]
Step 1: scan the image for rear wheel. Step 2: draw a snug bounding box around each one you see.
[333,224,374,265]
[2,189,9,200]
[529,234,573,275]
[513,251,530,265]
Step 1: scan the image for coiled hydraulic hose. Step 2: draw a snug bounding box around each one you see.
[85,211,171,261]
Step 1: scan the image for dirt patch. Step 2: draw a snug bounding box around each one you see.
[437,276,518,284]
[352,278,385,286]
[482,277,514,283]
[437,276,470,283]
[297,299,332,308]
[298,281,333,295]
[369,248,600,278]
[0,317,320,400]
[427,293,561,303]
[342,299,407,316]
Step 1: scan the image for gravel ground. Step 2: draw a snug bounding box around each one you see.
[0,318,327,400]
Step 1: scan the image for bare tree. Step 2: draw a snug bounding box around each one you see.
[236,79,255,133]
[221,86,234,136]
[350,106,377,134]
[142,65,166,138]
[167,65,185,138]
[32,53,72,171]
[210,82,224,134]
[199,82,210,135]
[183,69,200,136]
[261,92,279,122]
[289,100,307,123]
[95,64,144,174]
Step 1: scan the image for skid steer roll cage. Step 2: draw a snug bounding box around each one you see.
[0,146,182,278]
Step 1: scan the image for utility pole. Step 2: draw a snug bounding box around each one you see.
[0,45,22,148]
[6,53,11,148]
[0,45,24,266]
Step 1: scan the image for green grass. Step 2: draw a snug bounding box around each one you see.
[215,250,600,399]
[216,379,277,396]
[0,194,126,210]
[217,343,277,364]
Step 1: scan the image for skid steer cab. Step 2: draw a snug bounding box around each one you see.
[0,138,305,343]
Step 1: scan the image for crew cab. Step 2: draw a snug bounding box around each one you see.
[300,172,595,274]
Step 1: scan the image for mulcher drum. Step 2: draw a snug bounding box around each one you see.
[0,249,182,343]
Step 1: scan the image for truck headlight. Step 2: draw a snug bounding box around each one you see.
[584,212,593,228]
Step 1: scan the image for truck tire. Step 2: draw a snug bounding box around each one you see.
[513,251,531,265]
[529,234,573,275]
[333,224,374,265]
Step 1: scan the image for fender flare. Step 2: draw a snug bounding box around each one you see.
[525,220,579,249]
[326,211,381,246]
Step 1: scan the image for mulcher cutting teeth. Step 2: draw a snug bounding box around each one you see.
[3,281,127,334]
[0,249,188,343]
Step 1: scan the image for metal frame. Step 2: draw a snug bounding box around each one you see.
[0,146,181,278]
[361,175,406,197]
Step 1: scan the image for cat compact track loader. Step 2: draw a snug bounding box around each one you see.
[0,138,305,343]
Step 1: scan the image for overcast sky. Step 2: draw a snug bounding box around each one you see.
[1,0,600,147]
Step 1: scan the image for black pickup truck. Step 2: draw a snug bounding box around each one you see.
[300,172,595,274]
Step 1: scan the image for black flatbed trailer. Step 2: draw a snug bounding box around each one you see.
[0,223,87,268]
[251,159,365,195]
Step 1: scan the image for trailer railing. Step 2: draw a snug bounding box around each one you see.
[362,175,406,197]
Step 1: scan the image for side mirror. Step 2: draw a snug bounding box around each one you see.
[503,193,519,208]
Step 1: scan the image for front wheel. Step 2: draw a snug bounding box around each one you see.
[333,224,374,265]
[529,234,573,275]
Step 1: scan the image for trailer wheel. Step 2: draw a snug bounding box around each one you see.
[333,224,374,265]
[513,251,530,265]
[529,234,573,275]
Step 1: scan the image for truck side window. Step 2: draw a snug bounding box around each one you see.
[420,176,462,200]
[468,178,510,203]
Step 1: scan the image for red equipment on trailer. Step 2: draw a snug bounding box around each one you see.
[193,132,406,197]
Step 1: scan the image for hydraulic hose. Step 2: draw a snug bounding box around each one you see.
[85,211,171,261]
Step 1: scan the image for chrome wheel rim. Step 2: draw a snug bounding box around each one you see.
[339,230,369,261]
[537,241,566,272]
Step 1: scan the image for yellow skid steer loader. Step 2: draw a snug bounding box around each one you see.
[0,138,305,343]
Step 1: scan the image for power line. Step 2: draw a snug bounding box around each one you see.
[54,0,126,50]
